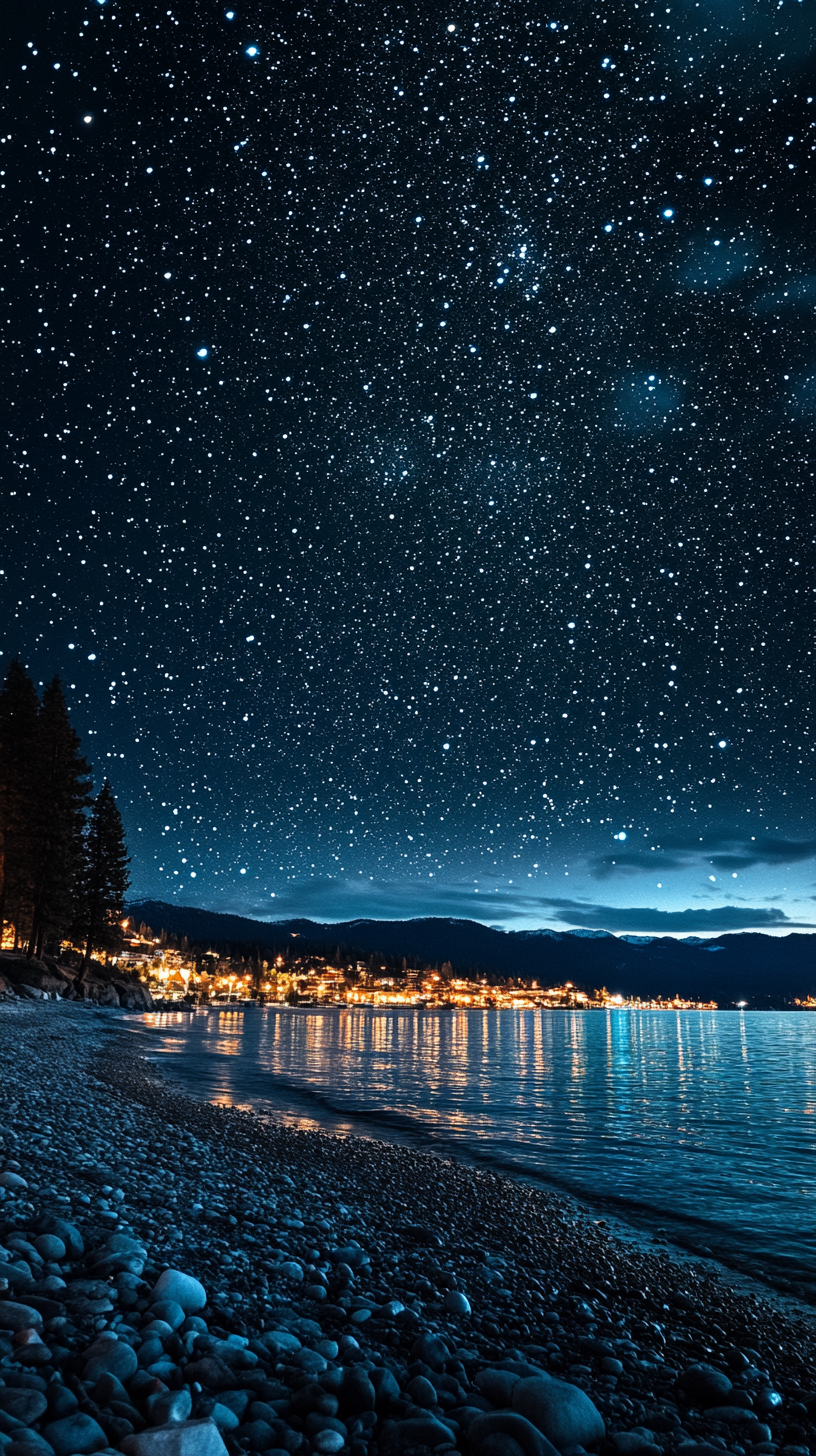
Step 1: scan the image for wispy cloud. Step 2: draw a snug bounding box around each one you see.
[233,877,815,936]
[588,834,816,879]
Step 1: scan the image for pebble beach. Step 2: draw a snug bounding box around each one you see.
[0,1002,813,1456]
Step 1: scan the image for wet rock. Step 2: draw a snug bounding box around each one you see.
[444,1290,472,1315]
[675,1368,732,1409]
[146,1390,193,1426]
[371,1367,401,1409]
[476,1369,522,1406]
[121,1419,231,1456]
[611,1430,660,1455]
[42,1412,108,1456]
[406,1376,438,1409]
[512,1377,605,1453]
[339,1367,376,1416]
[6,1438,56,1456]
[83,1336,139,1382]
[34,1218,83,1259]
[0,1302,43,1332]
[150,1270,206,1313]
[380,1416,454,1453]
[0,1390,48,1427]
[410,1333,451,1372]
[467,1411,561,1456]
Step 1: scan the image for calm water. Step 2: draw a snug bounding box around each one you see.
[128,1007,816,1301]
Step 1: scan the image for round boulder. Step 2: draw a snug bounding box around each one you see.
[43,1413,108,1456]
[150,1269,207,1313]
[83,1339,139,1384]
[444,1290,472,1316]
[512,1377,605,1453]
[675,1367,732,1409]
[468,1412,561,1456]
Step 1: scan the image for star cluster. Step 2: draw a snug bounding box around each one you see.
[1,0,812,926]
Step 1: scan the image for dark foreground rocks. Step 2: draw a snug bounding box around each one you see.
[0,1004,813,1456]
[0,953,153,1011]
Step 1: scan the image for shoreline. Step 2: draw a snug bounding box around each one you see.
[126,1004,815,1310]
[0,1000,814,1456]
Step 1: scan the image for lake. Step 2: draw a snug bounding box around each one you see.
[128,1006,815,1302]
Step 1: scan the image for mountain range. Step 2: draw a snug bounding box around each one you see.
[127,900,816,1006]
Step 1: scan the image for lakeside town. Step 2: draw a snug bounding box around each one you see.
[115,922,720,1010]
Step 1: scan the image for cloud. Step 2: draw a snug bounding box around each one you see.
[537,899,815,934]
[588,834,816,878]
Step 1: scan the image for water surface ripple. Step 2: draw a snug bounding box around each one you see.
[132,1007,815,1300]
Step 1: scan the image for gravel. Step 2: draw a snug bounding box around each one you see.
[0,1001,813,1456]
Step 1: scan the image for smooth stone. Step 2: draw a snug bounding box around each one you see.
[754,1394,783,1417]
[371,1368,401,1408]
[704,1409,763,1427]
[149,1301,187,1331]
[292,1349,327,1374]
[444,1291,472,1316]
[121,1420,231,1456]
[612,1433,660,1455]
[512,1377,605,1454]
[406,1377,438,1410]
[339,1369,376,1416]
[208,1408,239,1433]
[42,1413,108,1456]
[32,1237,65,1262]
[239,1421,275,1450]
[151,1271,207,1313]
[146,1392,193,1427]
[676,1368,732,1409]
[410,1333,451,1373]
[213,1394,249,1422]
[6,1439,55,1456]
[262,1331,302,1357]
[280,1263,304,1283]
[0,1393,48,1428]
[84,1339,139,1383]
[0,1172,28,1190]
[312,1432,344,1455]
[34,1219,83,1259]
[0,1304,43,1333]
[600,1360,623,1377]
[380,1418,454,1453]
[45,1389,78,1421]
[467,1412,560,1456]
[476,1370,522,1407]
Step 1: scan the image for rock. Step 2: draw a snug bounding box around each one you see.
[280,1262,305,1282]
[476,1370,522,1407]
[1,1174,30,1192]
[312,1431,344,1455]
[512,1377,605,1453]
[380,1417,454,1453]
[184,1358,235,1392]
[675,1367,732,1409]
[120,1420,230,1456]
[146,1392,193,1427]
[611,1431,660,1455]
[262,1331,302,1357]
[407,1376,438,1409]
[754,1392,783,1417]
[339,1368,376,1416]
[150,1270,207,1313]
[45,1388,78,1421]
[34,1219,83,1259]
[6,1438,56,1456]
[83,1337,139,1383]
[600,1359,623,1377]
[291,1348,327,1374]
[444,1290,472,1315]
[703,1408,763,1427]
[371,1367,401,1409]
[206,1407,239,1433]
[410,1332,451,1372]
[32,1236,65,1262]
[0,1392,48,1428]
[42,1413,108,1456]
[0,1303,43,1332]
[467,1412,561,1456]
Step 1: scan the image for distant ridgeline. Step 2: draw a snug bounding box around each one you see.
[127,900,815,1007]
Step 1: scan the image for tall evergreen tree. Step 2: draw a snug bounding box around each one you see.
[0,661,40,948]
[26,678,91,958]
[76,780,131,975]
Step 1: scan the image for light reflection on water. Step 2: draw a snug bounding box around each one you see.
[133,1006,815,1298]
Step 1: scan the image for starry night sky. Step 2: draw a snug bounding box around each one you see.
[3,0,813,934]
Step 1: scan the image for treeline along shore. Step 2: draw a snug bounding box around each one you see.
[0,661,141,1006]
[0,1001,813,1456]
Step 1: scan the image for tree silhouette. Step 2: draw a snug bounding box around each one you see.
[26,678,92,958]
[0,661,40,948]
[76,780,131,976]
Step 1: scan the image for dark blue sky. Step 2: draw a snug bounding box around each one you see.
[3,0,813,933]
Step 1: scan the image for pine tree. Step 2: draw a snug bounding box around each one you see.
[26,678,92,958]
[0,661,41,948]
[76,780,131,975]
